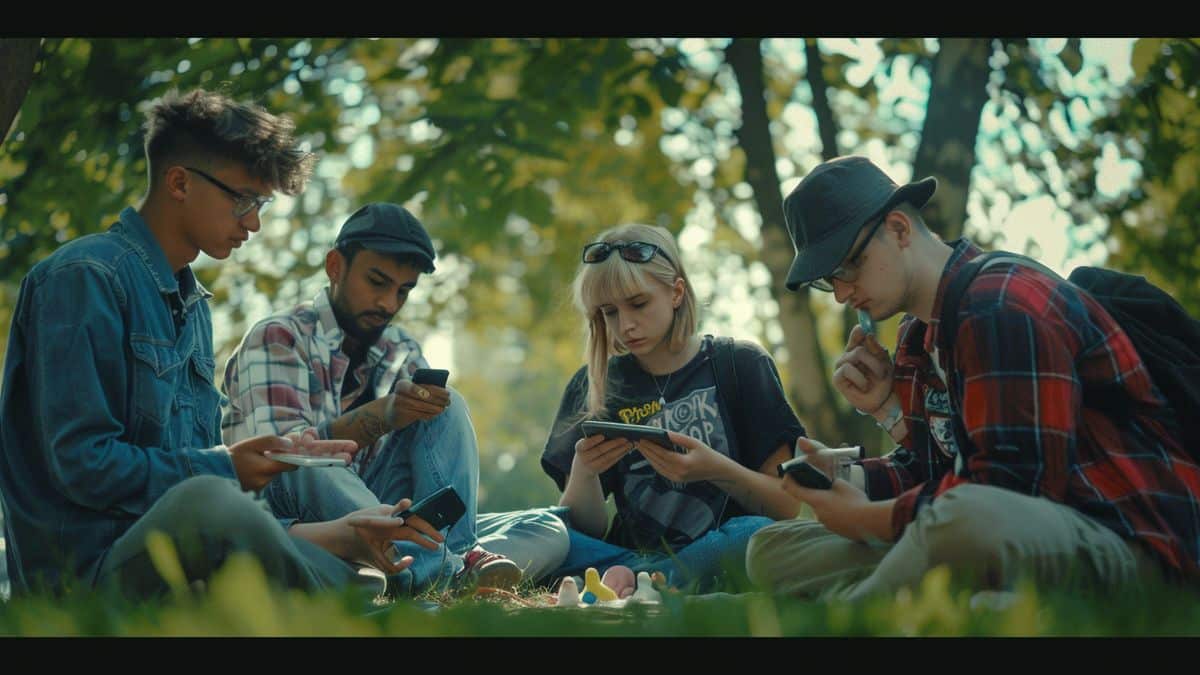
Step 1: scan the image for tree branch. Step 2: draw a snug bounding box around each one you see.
[1,38,43,146]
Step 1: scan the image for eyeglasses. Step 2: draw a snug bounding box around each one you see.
[581,241,674,267]
[185,167,273,218]
[805,216,886,292]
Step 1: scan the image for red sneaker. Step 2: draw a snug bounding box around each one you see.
[452,546,522,591]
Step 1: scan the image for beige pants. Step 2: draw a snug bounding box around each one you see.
[745,484,1163,600]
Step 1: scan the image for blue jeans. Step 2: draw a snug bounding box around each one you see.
[264,388,568,594]
[97,476,379,599]
[550,515,773,591]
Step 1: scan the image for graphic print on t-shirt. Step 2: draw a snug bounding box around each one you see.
[615,384,731,545]
[925,388,961,462]
[616,385,730,454]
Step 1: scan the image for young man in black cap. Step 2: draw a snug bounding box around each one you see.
[745,155,1199,600]
[222,203,570,594]
[0,89,440,600]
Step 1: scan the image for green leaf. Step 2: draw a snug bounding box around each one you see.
[1131,38,1164,79]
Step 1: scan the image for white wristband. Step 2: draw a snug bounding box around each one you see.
[876,402,904,433]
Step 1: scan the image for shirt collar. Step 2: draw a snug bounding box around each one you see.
[112,206,212,305]
[922,238,983,356]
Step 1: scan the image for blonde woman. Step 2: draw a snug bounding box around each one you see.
[540,224,806,592]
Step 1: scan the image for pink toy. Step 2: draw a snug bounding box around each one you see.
[600,565,636,599]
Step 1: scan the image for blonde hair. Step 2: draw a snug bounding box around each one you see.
[571,223,698,417]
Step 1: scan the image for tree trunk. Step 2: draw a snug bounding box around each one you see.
[806,40,883,435]
[1,39,42,145]
[911,39,993,240]
[725,38,856,443]
[805,39,840,162]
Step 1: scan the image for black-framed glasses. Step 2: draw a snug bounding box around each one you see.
[806,215,886,292]
[581,241,674,267]
[185,167,273,218]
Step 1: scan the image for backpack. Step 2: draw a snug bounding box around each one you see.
[938,252,1200,458]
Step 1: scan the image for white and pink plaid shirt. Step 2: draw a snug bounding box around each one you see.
[220,288,427,473]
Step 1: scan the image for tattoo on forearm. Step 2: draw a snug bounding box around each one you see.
[348,408,389,445]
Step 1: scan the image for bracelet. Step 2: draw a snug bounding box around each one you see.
[875,403,904,433]
[854,398,891,417]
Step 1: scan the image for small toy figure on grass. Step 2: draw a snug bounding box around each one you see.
[553,567,665,608]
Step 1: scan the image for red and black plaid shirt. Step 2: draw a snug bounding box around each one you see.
[860,239,1200,580]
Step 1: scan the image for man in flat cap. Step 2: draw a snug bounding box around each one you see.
[222,203,569,596]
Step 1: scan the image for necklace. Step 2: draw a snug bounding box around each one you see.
[652,369,673,408]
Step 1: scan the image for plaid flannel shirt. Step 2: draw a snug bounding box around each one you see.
[860,239,1200,579]
[220,288,427,473]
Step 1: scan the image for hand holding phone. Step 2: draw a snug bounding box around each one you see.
[412,368,450,387]
[387,370,452,430]
[394,485,466,531]
[777,455,833,490]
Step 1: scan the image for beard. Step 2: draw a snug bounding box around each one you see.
[329,288,390,346]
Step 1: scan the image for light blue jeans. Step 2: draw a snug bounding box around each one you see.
[550,515,773,591]
[264,388,568,594]
[98,476,377,599]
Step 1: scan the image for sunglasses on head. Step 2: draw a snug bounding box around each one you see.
[581,241,673,266]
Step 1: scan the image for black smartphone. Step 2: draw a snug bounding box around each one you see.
[395,485,466,530]
[412,368,449,387]
[777,456,833,490]
[580,420,672,447]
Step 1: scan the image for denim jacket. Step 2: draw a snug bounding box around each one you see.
[0,207,238,593]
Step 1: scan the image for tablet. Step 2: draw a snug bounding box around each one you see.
[580,420,672,447]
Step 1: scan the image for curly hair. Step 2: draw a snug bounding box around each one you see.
[142,88,315,195]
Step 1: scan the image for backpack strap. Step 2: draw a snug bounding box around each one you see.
[710,335,747,527]
[935,251,1062,456]
[937,252,1060,354]
[711,336,746,457]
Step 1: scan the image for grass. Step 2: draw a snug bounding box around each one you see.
[3,548,1200,636]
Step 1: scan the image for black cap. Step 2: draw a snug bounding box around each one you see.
[783,156,936,291]
[335,203,436,273]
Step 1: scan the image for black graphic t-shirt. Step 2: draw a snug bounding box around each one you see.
[541,335,805,552]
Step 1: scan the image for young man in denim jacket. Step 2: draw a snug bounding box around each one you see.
[0,89,440,599]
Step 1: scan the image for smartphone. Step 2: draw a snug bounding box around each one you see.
[412,368,450,387]
[394,485,466,531]
[267,453,348,468]
[580,420,675,449]
[857,308,877,337]
[777,455,833,490]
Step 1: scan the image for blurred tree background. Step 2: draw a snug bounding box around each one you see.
[2,37,1197,514]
